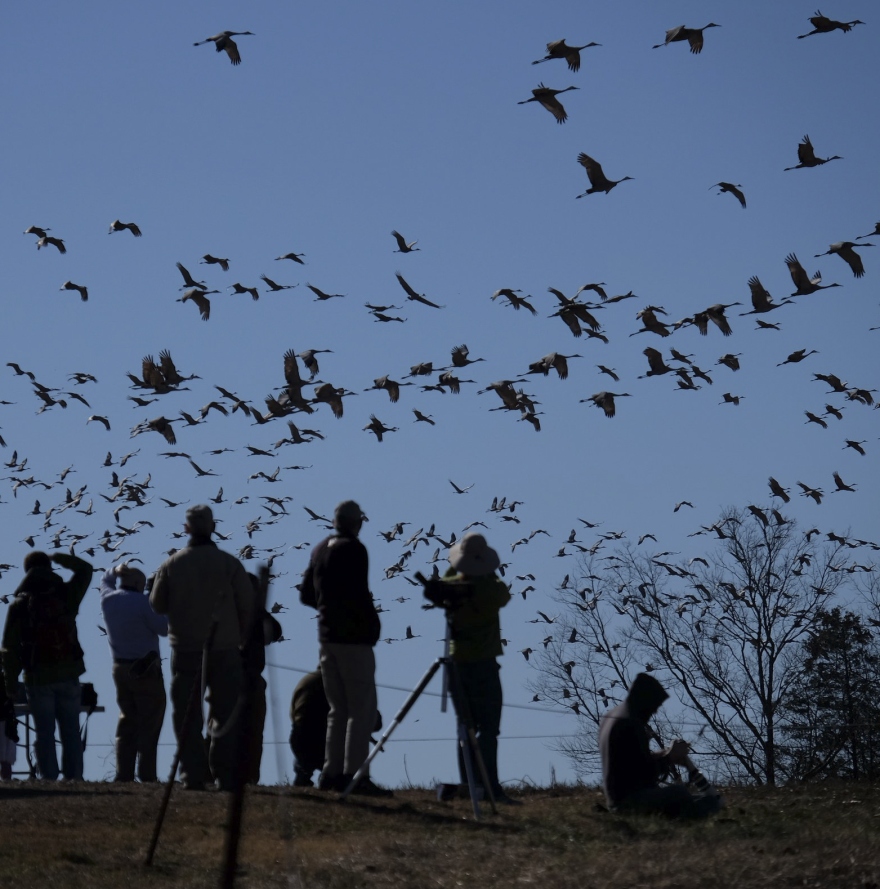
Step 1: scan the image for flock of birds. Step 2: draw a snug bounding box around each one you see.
[2,10,877,767]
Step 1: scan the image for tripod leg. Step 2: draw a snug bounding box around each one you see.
[339,658,444,801]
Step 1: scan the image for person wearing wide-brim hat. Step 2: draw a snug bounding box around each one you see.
[444,534,518,804]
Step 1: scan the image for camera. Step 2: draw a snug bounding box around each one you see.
[415,572,474,610]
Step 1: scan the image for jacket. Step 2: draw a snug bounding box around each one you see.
[150,538,253,652]
[2,553,92,692]
[443,568,510,663]
[299,534,380,645]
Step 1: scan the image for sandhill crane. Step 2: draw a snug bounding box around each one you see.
[653,23,721,54]
[86,415,110,431]
[528,352,582,380]
[176,261,206,290]
[259,274,296,291]
[297,349,332,379]
[740,276,793,315]
[395,272,443,308]
[276,252,306,264]
[282,349,314,414]
[37,236,66,253]
[805,411,828,428]
[413,409,435,425]
[719,392,743,406]
[391,230,419,253]
[177,288,217,321]
[813,372,848,392]
[491,289,538,314]
[133,417,176,445]
[365,376,412,403]
[815,242,873,278]
[755,320,781,331]
[193,31,255,65]
[843,440,867,456]
[768,477,790,502]
[449,344,485,368]
[575,283,608,300]
[230,282,259,301]
[693,303,740,337]
[857,223,880,240]
[597,365,619,381]
[580,391,631,418]
[778,349,818,367]
[371,311,406,323]
[630,305,670,338]
[823,404,844,421]
[477,380,527,410]
[784,135,842,170]
[832,471,856,492]
[550,304,602,339]
[711,182,746,208]
[532,39,600,72]
[798,11,865,38]
[363,415,398,442]
[576,153,633,196]
[437,372,476,394]
[639,348,673,378]
[604,290,638,305]
[201,254,229,270]
[797,482,823,505]
[449,480,474,494]
[784,253,841,295]
[518,83,578,124]
[717,353,742,372]
[24,225,51,239]
[60,281,88,302]
[311,383,346,418]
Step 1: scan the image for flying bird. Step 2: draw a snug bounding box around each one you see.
[798,11,865,38]
[391,230,419,253]
[275,252,306,264]
[653,24,721,54]
[178,288,217,321]
[576,153,633,196]
[784,254,841,295]
[394,272,443,308]
[60,281,88,302]
[532,39,601,72]
[201,254,230,270]
[581,391,631,418]
[491,289,538,314]
[193,30,255,66]
[814,242,872,278]
[108,220,142,237]
[711,182,746,208]
[37,236,66,253]
[518,83,579,124]
[784,135,842,171]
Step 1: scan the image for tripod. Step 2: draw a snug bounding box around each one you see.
[340,616,498,819]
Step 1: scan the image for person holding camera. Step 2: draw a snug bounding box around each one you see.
[599,672,721,819]
[150,505,253,791]
[1,550,93,781]
[441,533,516,805]
[100,562,168,782]
[298,500,391,796]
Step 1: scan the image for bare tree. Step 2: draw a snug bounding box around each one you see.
[530,507,851,784]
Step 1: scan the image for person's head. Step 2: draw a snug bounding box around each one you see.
[23,551,52,572]
[626,672,668,721]
[185,504,215,539]
[333,500,365,536]
[447,533,500,578]
[115,563,147,593]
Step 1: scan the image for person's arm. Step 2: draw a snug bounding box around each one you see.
[1,609,22,698]
[230,559,255,641]
[140,597,169,637]
[99,568,117,599]
[149,565,169,614]
[52,552,93,611]
[298,548,319,609]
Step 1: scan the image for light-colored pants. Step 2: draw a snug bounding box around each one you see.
[26,680,82,780]
[319,642,377,779]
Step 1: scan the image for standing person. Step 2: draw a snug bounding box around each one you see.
[598,672,722,819]
[1,551,92,781]
[441,533,517,804]
[299,500,391,796]
[150,505,253,791]
[100,562,168,782]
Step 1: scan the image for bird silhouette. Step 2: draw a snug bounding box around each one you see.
[576,153,633,196]
[193,31,255,66]
[653,24,721,54]
[518,83,579,124]
[532,39,600,72]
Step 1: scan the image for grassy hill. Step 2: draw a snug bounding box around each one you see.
[0,781,878,888]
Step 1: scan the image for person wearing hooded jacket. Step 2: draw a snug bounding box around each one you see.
[1,550,92,781]
[442,532,516,804]
[599,672,721,818]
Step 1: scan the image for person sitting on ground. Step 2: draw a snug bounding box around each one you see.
[100,561,168,783]
[598,672,722,819]
[1,551,93,781]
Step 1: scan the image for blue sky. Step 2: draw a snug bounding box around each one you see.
[2,1,877,787]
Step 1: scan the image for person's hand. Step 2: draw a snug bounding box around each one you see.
[51,552,76,569]
[666,738,690,767]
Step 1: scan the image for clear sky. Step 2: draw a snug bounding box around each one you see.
[2,1,877,788]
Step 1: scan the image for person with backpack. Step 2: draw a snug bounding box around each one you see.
[1,551,93,781]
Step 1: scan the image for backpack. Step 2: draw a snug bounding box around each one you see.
[19,588,84,671]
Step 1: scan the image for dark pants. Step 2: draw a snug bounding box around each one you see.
[453,659,503,793]
[25,679,82,780]
[616,784,723,819]
[112,660,166,782]
[170,648,243,789]
[290,720,326,785]
[242,675,267,785]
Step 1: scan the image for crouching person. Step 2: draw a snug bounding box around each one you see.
[599,672,723,819]
[100,563,168,782]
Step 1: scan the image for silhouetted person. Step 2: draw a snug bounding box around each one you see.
[289,666,330,787]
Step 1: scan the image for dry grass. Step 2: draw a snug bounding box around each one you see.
[0,781,878,888]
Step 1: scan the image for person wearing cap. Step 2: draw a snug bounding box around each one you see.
[298,500,390,796]
[443,533,515,804]
[150,505,254,791]
[100,561,168,782]
[599,673,719,818]
[1,550,93,781]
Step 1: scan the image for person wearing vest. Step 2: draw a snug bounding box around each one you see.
[100,562,168,782]
[1,551,92,781]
